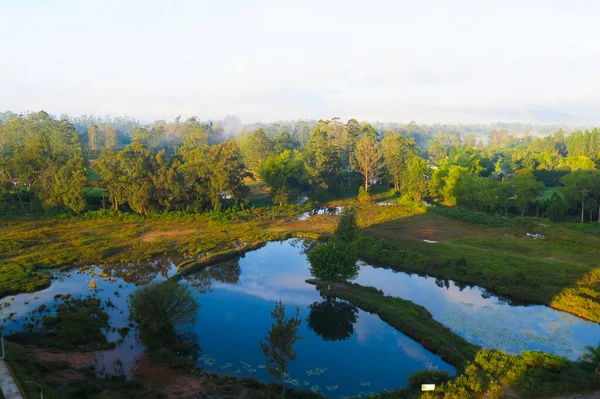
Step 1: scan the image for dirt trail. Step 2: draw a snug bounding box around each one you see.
[549,392,600,399]
[31,348,95,368]
[139,229,196,242]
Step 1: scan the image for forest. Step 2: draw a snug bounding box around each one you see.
[2,110,600,223]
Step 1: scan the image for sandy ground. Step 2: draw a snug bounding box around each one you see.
[133,355,244,399]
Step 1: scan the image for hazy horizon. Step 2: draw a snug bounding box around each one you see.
[2,0,599,125]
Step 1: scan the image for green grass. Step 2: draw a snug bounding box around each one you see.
[417,349,600,399]
[0,204,314,269]
[0,262,50,297]
[87,169,102,182]
[539,186,560,201]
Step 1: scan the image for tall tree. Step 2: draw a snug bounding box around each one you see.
[103,124,120,149]
[260,150,304,205]
[509,174,545,217]
[562,171,594,223]
[381,131,417,192]
[239,129,273,174]
[402,156,430,202]
[303,128,343,195]
[206,140,249,211]
[260,300,303,398]
[352,134,383,192]
[87,122,101,150]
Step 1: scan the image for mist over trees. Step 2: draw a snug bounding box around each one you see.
[2,109,600,222]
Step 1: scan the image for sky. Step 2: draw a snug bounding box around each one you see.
[1,0,600,125]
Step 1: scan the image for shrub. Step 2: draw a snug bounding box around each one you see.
[129,281,200,349]
[357,186,372,203]
[408,370,451,389]
[334,207,357,242]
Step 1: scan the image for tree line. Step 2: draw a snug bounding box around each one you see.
[2,110,600,222]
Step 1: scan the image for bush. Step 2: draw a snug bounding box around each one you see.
[357,186,372,203]
[334,207,357,242]
[408,369,451,389]
[129,281,200,349]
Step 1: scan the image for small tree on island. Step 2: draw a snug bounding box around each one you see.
[307,241,359,292]
[335,207,358,242]
[260,300,303,398]
[129,281,200,348]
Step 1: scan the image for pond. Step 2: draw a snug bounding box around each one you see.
[0,242,453,398]
[0,259,178,378]
[354,262,600,361]
[2,238,598,398]
[183,240,453,397]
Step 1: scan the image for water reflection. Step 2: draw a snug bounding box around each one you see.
[189,240,453,397]
[355,265,600,360]
[184,258,242,293]
[307,297,358,342]
[94,255,179,285]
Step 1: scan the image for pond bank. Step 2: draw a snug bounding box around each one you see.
[356,234,600,324]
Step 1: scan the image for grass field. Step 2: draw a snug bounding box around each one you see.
[360,209,600,323]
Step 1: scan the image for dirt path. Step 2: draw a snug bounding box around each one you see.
[0,360,24,399]
[549,392,600,399]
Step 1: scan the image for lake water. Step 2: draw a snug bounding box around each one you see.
[1,239,599,398]
[183,240,453,397]
[355,264,600,360]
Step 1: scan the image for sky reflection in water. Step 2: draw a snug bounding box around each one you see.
[2,239,599,397]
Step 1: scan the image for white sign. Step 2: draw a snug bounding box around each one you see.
[421,384,435,391]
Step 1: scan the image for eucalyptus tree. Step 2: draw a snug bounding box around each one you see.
[381,131,417,192]
[303,127,343,195]
[562,171,595,223]
[352,133,383,192]
[239,128,273,174]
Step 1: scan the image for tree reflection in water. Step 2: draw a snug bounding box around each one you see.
[183,258,242,294]
[99,254,180,285]
[307,297,359,341]
[289,238,319,256]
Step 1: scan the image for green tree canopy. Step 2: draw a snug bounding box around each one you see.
[128,281,200,348]
[307,241,359,291]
